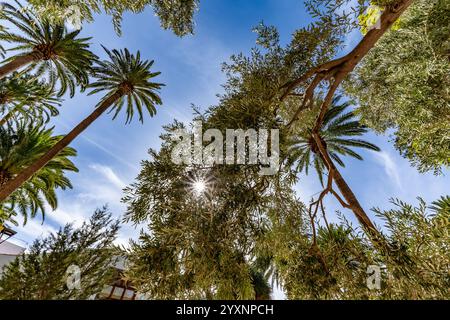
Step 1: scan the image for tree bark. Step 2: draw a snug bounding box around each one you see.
[281,0,414,249]
[281,0,414,130]
[0,53,38,79]
[0,92,122,202]
[312,133,387,248]
[312,0,414,132]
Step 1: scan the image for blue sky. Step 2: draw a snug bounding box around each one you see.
[4,0,449,297]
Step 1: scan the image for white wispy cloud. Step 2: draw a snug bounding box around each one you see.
[89,164,127,189]
[47,205,86,228]
[15,219,58,241]
[53,117,140,171]
[371,150,402,188]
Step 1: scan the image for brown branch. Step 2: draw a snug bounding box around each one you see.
[282,0,412,246]
[286,73,324,128]
[308,207,318,245]
[280,0,414,131]
[279,55,349,101]
[309,169,333,218]
[330,189,351,209]
[311,133,389,251]
[319,200,331,232]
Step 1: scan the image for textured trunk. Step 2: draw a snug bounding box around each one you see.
[0,170,10,187]
[281,0,414,100]
[326,154,386,247]
[328,160,378,234]
[0,92,122,202]
[312,134,386,248]
[0,53,38,79]
[313,0,414,131]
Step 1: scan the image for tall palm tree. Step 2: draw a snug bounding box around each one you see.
[287,96,383,243]
[288,96,380,185]
[0,1,97,97]
[0,73,61,126]
[0,121,77,226]
[0,47,164,202]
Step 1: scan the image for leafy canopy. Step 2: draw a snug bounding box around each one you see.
[0,0,97,97]
[346,0,450,174]
[27,0,200,36]
[0,73,61,124]
[0,121,77,226]
[260,196,449,299]
[0,208,120,300]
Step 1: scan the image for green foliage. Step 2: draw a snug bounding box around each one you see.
[222,20,343,110]
[0,208,120,300]
[372,198,449,298]
[89,47,164,123]
[358,3,402,35]
[0,121,77,225]
[123,121,274,299]
[121,22,325,298]
[430,195,450,214]
[249,266,272,300]
[358,4,383,35]
[0,73,61,124]
[122,17,376,299]
[27,0,199,36]
[0,1,97,97]
[261,197,450,299]
[346,0,450,173]
[286,96,380,185]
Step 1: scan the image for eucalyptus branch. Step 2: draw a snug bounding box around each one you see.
[281,0,414,131]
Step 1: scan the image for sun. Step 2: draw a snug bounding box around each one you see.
[192,179,206,196]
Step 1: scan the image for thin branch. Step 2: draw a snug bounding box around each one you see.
[279,55,349,100]
[280,0,414,131]
[319,200,331,232]
[286,73,324,129]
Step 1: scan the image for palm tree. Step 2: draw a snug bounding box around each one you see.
[430,195,450,214]
[0,1,97,97]
[287,96,383,243]
[288,96,380,185]
[0,47,164,202]
[0,121,77,226]
[0,73,61,126]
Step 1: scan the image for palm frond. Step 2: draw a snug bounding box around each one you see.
[88,47,164,123]
[0,1,97,97]
[287,96,380,178]
[0,120,78,225]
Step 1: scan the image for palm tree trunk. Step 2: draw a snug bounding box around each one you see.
[0,53,38,79]
[312,134,387,248]
[0,92,122,202]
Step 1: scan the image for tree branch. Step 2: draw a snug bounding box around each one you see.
[280,0,414,131]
